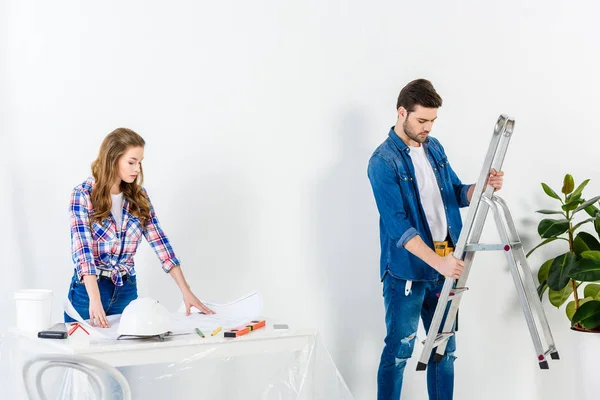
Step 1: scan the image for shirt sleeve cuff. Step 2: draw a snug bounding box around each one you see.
[162,258,181,273]
[77,266,98,282]
[460,184,471,207]
[397,227,419,248]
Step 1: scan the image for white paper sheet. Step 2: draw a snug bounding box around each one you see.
[172,291,263,334]
[63,292,263,340]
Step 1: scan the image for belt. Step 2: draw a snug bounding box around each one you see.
[98,269,128,280]
[434,241,454,257]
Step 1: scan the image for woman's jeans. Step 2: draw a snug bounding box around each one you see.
[64,274,138,323]
[377,272,457,400]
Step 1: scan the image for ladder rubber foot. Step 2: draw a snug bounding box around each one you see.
[539,361,549,370]
[416,362,427,371]
[433,353,444,363]
[550,352,560,360]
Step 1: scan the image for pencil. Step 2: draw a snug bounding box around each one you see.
[211,326,222,336]
[195,328,205,338]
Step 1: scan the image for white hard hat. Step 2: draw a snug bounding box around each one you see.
[117,297,172,340]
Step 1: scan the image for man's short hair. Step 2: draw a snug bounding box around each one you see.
[396,79,443,112]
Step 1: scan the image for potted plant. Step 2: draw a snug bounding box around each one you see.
[527,174,600,333]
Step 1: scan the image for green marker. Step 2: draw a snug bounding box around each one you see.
[195,328,205,338]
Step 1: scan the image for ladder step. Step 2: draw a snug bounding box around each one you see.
[422,332,454,348]
[464,242,522,252]
[436,287,469,300]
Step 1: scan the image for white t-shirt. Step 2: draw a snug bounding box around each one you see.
[111,192,124,229]
[408,145,448,242]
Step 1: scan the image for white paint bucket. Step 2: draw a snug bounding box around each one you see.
[14,289,53,333]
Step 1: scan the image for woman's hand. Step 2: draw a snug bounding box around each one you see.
[83,275,109,328]
[168,266,215,315]
[182,289,215,315]
[82,274,109,328]
[89,298,110,328]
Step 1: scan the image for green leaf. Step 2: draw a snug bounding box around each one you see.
[548,253,577,290]
[537,258,554,283]
[573,232,600,255]
[571,179,590,200]
[584,283,600,300]
[562,200,583,212]
[571,300,600,330]
[567,193,582,203]
[526,237,567,258]
[541,183,562,201]
[566,297,594,320]
[537,219,570,238]
[569,258,600,282]
[581,251,600,261]
[573,195,600,215]
[562,174,575,195]
[535,209,566,216]
[595,218,600,237]
[567,218,594,233]
[537,281,548,300]
[549,284,574,307]
[584,204,600,217]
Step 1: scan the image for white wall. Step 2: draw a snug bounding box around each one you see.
[2,0,600,399]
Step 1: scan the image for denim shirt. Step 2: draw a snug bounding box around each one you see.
[367,127,472,282]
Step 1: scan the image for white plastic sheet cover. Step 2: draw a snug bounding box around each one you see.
[0,328,354,399]
[1,291,353,399]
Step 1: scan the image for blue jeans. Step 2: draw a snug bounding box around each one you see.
[378,273,456,400]
[64,274,138,323]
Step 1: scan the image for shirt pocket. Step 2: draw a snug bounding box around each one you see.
[437,156,449,169]
[123,217,144,249]
[397,171,415,199]
[435,157,451,181]
[91,220,118,265]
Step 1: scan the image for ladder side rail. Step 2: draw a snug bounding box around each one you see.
[486,196,549,368]
[494,196,559,356]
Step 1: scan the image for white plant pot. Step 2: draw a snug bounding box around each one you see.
[570,328,600,400]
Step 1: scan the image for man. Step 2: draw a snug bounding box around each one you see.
[367,79,504,400]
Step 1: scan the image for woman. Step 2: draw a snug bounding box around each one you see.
[65,127,214,328]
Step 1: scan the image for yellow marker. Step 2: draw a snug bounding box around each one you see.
[211,326,222,336]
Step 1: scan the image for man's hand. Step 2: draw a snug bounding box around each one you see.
[487,168,504,191]
[434,253,465,279]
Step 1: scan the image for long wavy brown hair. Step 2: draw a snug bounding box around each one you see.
[90,128,151,226]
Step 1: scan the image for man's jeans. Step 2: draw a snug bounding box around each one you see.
[64,274,138,322]
[378,272,456,400]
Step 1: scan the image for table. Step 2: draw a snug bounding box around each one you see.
[0,324,354,399]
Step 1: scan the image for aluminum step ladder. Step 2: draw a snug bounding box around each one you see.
[416,114,559,371]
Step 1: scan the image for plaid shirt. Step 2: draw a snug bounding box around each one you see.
[70,177,180,286]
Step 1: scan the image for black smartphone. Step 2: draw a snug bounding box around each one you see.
[38,322,68,339]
